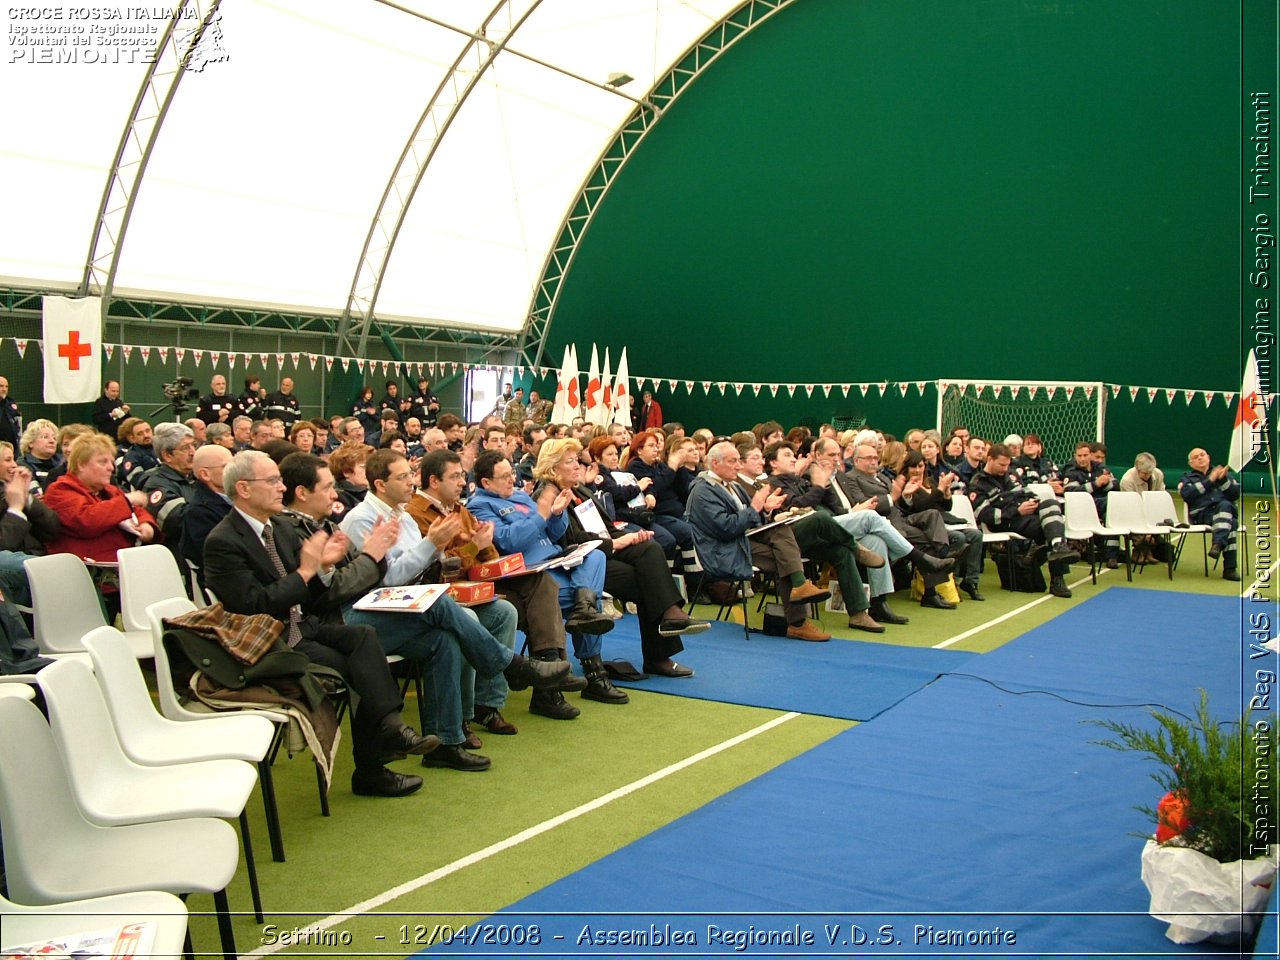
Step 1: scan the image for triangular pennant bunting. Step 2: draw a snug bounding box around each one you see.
[684,381,695,394]
[877,383,888,397]
[15,340,27,359]
[1146,387,1158,402]
[175,348,186,364]
[258,353,270,368]
[1110,384,1121,398]
[103,343,115,362]
[308,354,318,370]
[1182,389,1196,405]
[751,384,762,396]
[1164,388,1177,405]
[1129,386,1140,400]
[702,382,713,394]
[733,383,744,396]
[821,385,831,397]
[916,381,927,396]
[325,357,334,372]
[804,385,814,397]
[122,345,133,363]
[1064,386,1075,400]
[768,385,779,397]
[192,349,203,366]
[1223,392,1236,406]
[859,384,869,397]
[898,383,909,397]
[1084,385,1095,399]
[140,346,152,364]
[291,353,300,368]
[211,351,222,367]
[158,347,171,364]
[1203,390,1215,407]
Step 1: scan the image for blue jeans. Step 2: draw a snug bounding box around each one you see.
[344,593,514,746]
[830,511,912,599]
[0,551,31,606]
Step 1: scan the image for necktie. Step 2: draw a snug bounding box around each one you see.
[261,523,304,648]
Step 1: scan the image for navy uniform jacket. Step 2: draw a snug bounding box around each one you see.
[264,391,301,426]
[969,469,1035,530]
[1178,469,1240,523]
[1062,461,1113,516]
[0,397,20,448]
[138,463,197,550]
[197,392,244,426]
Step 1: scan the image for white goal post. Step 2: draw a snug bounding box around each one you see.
[936,379,1106,465]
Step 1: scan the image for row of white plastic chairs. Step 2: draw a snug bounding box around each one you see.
[0,624,276,960]
[944,487,1221,583]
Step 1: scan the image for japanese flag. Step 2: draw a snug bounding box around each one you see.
[42,295,101,403]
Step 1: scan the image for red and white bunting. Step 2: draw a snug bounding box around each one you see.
[859,384,869,397]
[258,353,270,368]
[140,346,152,364]
[1165,389,1177,405]
[1110,384,1121,398]
[1223,392,1236,406]
[733,383,744,395]
[684,381,695,394]
[211,351,222,367]
[821,385,831,397]
[1129,386,1140,400]
[1203,390,1215,407]
[897,382,909,397]
[916,381,927,396]
[122,345,133,363]
[356,359,367,373]
[308,354,318,370]
[340,358,350,373]
[291,353,300,368]
[1084,385,1095,399]
[1046,386,1058,400]
[702,382,713,394]
[768,385,779,397]
[103,343,115,362]
[877,382,888,397]
[175,347,186,365]
[751,384,762,396]
[158,347,171,364]
[787,385,798,397]
[717,383,727,395]
[804,385,814,397]
[192,349,204,366]
[1183,389,1196,405]
[325,357,334,372]
[1064,385,1075,400]
[1146,387,1158,402]
[14,340,27,359]
[994,385,1006,399]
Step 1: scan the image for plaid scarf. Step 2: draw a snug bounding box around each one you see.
[166,603,284,666]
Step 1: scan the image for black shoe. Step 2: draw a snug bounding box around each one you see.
[644,659,695,677]
[378,722,441,761]
[1049,576,1072,599]
[503,654,571,691]
[421,744,492,772]
[1208,543,1224,560]
[533,649,588,691]
[916,552,956,574]
[530,688,580,720]
[869,600,909,625]
[960,582,985,602]
[580,655,629,704]
[1046,543,1079,565]
[920,592,957,610]
[565,587,616,635]
[1223,568,1242,582]
[658,617,710,637]
[351,766,424,797]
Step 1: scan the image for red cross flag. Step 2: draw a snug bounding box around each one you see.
[1228,349,1270,473]
[42,295,102,404]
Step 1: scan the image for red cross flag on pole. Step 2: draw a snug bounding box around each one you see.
[42,295,101,404]
[1228,349,1270,473]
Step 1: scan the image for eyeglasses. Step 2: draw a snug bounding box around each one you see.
[244,476,285,487]
[856,455,880,463]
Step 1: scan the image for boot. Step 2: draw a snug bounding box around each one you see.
[530,688,581,719]
[1049,575,1072,598]
[869,597,909,625]
[565,588,615,635]
[580,654,629,704]
[534,647,587,692]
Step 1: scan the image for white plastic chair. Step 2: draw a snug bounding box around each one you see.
[37,657,265,923]
[947,494,1025,589]
[0,696,239,960]
[118,544,193,634]
[1106,491,1173,580]
[0,889,188,960]
[1063,491,1130,583]
[147,596,333,844]
[1026,482,1057,504]
[22,553,151,659]
[1142,490,1211,575]
[1181,498,1249,575]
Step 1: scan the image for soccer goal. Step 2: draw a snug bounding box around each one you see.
[936,380,1106,464]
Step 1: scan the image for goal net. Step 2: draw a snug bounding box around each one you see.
[937,380,1106,465]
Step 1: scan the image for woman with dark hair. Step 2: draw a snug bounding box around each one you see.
[535,438,707,680]
[625,430,697,557]
[587,434,678,556]
[897,450,985,601]
[352,385,380,438]
[1013,433,1061,486]
[328,443,373,516]
[942,433,965,467]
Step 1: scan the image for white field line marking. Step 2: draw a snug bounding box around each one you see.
[932,568,1113,650]
[245,711,803,957]
[1244,555,1280,600]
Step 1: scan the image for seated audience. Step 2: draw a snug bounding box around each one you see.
[328,442,373,516]
[898,450,985,600]
[20,418,63,491]
[1120,452,1165,493]
[1013,433,1061,489]
[1062,441,1120,568]
[289,420,317,454]
[625,430,697,556]
[180,442,233,582]
[0,441,59,604]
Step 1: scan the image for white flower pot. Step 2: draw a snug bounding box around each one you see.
[1141,839,1278,944]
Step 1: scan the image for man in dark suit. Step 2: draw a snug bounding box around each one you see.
[203,450,440,798]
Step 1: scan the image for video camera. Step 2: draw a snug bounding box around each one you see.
[161,377,200,414]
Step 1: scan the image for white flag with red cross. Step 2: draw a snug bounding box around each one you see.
[42,296,101,404]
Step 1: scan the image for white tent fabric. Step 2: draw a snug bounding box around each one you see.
[0,0,743,333]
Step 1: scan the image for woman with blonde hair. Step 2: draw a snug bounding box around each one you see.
[534,438,707,679]
[19,418,61,490]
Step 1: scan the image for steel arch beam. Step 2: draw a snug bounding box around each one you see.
[517,0,795,369]
[78,1,226,312]
[336,0,543,359]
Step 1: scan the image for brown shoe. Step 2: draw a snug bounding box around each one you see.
[789,580,831,604]
[855,545,886,568]
[848,610,885,633]
[786,620,831,642]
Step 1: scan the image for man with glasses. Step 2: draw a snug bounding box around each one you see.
[138,422,198,565]
[205,450,443,798]
[688,442,838,639]
[341,450,571,769]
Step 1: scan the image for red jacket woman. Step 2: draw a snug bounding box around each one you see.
[44,433,157,563]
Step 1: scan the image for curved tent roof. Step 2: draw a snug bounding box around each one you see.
[1,0,767,340]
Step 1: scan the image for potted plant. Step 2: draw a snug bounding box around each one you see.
[1091,689,1278,944]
